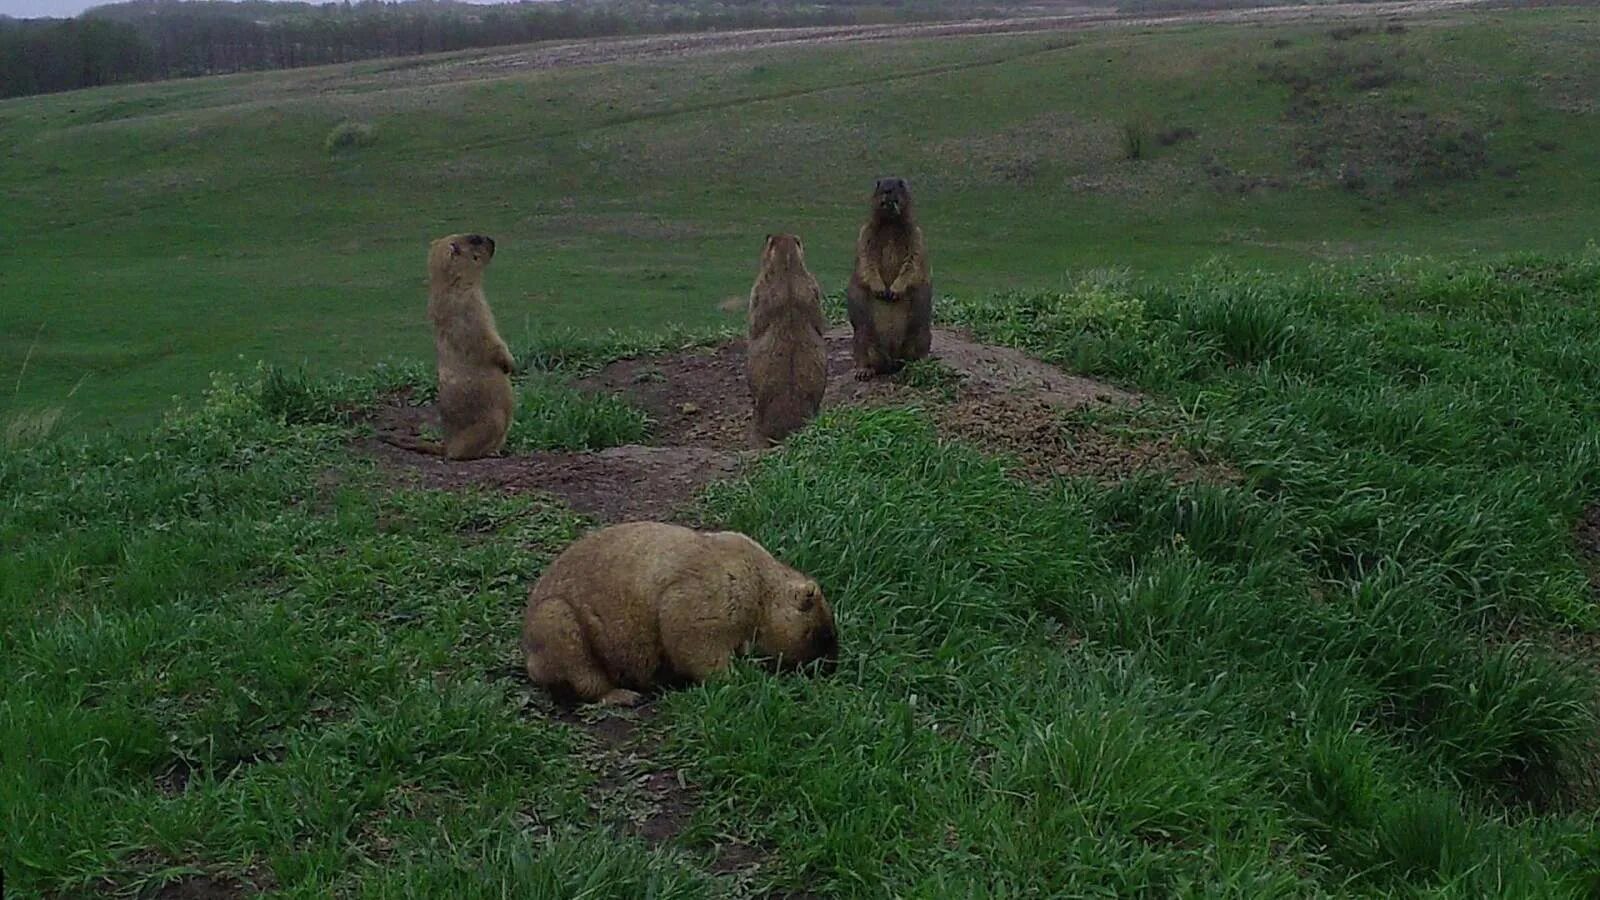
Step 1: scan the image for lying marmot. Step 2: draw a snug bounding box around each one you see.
[521,522,839,706]
[418,233,515,460]
[746,233,827,445]
[846,176,933,379]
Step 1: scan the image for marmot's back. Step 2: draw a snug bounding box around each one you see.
[747,234,827,444]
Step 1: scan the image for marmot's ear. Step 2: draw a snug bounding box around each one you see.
[798,581,819,612]
[450,241,462,256]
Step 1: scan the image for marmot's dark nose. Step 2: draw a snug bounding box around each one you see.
[809,623,839,665]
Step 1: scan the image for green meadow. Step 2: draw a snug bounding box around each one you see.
[4,6,1600,431]
[6,4,1600,897]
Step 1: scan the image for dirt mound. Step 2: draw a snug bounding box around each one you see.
[577,326,1135,451]
[367,326,1219,521]
[575,326,1219,484]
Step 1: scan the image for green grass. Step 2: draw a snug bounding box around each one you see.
[7,5,1600,896]
[505,375,652,452]
[6,251,1600,896]
[5,6,1600,432]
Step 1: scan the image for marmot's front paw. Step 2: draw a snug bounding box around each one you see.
[599,689,645,707]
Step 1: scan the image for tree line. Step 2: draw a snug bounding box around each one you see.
[0,0,1387,101]
[0,0,887,99]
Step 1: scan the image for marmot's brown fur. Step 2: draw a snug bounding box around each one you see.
[746,233,827,445]
[404,233,515,460]
[846,177,933,379]
[521,522,839,706]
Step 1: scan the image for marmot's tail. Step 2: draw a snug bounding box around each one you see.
[379,432,444,456]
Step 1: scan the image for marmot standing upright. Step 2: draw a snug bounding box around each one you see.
[422,232,515,460]
[521,522,839,706]
[746,233,827,445]
[846,177,933,379]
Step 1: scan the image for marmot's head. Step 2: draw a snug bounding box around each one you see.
[870,177,913,221]
[760,233,807,272]
[428,233,496,284]
[756,574,838,671]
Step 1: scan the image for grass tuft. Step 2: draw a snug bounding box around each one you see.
[504,376,650,452]
[324,120,376,153]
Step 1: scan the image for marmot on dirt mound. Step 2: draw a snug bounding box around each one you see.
[846,176,933,379]
[746,233,827,445]
[388,233,516,460]
[521,522,839,706]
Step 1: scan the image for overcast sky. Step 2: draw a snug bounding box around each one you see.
[2,0,505,19]
[2,0,116,16]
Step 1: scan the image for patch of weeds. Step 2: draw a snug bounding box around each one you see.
[820,289,849,324]
[357,833,716,896]
[1168,279,1300,367]
[895,358,963,400]
[512,324,736,376]
[1119,121,1147,161]
[1259,47,1494,198]
[1329,25,1374,41]
[4,406,64,448]
[504,375,650,452]
[1374,793,1477,883]
[324,120,376,154]
[943,271,1154,380]
[258,364,348,425]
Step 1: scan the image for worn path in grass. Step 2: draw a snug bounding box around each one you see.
[366,0,1492,88]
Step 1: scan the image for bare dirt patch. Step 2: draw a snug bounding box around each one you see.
[572,326,1225,484]
[554,702,713,858]
[370,435,750,525]
[152,876,251,900]
[577,326,1136,451]
[368,325,1222,519]
[1577,502,1600,594]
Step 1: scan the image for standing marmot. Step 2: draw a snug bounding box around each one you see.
[425,232,515,460]
[521,522,839,706]
[746,233,827,445]
[846,177,933,379]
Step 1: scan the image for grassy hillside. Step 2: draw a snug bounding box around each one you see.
[3,5,1600,434]
[6,251,1600,896]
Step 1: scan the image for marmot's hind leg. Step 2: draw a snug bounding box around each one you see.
[525,597,623,705]
[443,419,508,460]
[851,323,889,380]
[903,284,933,362]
